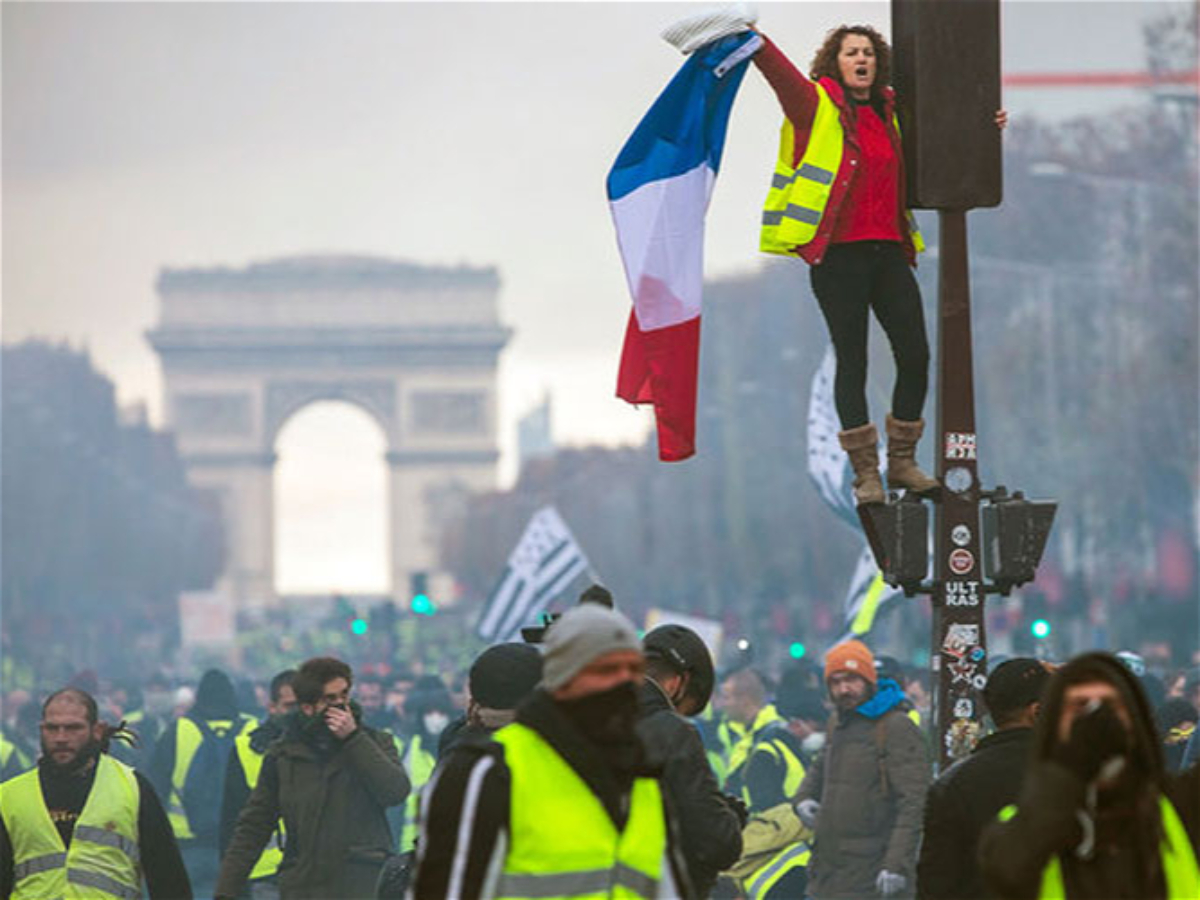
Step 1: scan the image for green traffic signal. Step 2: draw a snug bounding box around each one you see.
[789,642,807,660]
[1031,618,1051,639]
[411,593,435,616]
[350,617,368,636]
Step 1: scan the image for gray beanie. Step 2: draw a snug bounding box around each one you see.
[542,605,642,691]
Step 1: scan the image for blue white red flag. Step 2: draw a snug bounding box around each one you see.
[609,32,762,461]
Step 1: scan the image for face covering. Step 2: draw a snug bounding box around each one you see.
[558,681,641,747]
[423,711,450,738]
[802,732,826,756]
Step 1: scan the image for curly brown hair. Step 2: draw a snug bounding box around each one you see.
[809,25,892,101]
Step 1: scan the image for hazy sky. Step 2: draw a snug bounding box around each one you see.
[4,1,1182,591]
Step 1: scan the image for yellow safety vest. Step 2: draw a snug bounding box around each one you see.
[1,755,142,900]
[727,705,787,782]
[1,734,30,775]
[745,840,811,900]
[998,796,1200,899]
[493,722,667,899]
[742,736,806,807]
[760,83,924,257]
[167,715,256,840]
[397,732,436,851]
[233,730,286,881]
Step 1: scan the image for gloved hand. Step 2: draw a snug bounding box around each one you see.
[722,793,749,828]
[875,870,907,897]
[1055,699,1130,783]
[795,798,821,829]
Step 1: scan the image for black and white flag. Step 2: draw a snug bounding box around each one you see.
[476,506,591,643]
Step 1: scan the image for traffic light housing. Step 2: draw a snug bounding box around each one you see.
[409,571,435,616]
[982,490,1057,592]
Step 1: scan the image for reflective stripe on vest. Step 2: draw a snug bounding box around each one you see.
[742,737,806,806]
[745,840,811,900]
[759,84,924,256]
[167,715,255,839]
[997,796,1200,899]
[398,732,435,851]
[234,730,285,881]
[493,722,666,899]
[728,705,787,780]
[1036,796,1200,898]
[1,754,142,899]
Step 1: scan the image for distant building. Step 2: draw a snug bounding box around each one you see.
[146,254,511,609]
[517,392,554,472]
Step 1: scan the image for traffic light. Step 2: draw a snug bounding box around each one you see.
[409,571,436,616]
[350,617,368,636]
[789,642,807,660]
[1031,618,1051,640]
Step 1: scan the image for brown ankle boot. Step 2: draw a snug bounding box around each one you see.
[885,414,940,495]
[838,423,886,506]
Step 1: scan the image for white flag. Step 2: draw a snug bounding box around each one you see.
[476,506,590,643]
[807,345,899,636]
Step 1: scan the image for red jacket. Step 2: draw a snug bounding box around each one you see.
[753,36,920,267]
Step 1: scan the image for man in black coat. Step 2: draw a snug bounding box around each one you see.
[638,625,744,897]
[916,658,1051,900]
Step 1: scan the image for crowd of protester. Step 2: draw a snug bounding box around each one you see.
[1,603,1198,899]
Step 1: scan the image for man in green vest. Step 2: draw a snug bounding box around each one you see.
[0,687,192,898]
[412,604,693,899]
[979,652,1200,899]
[721,668,788,796]
[219,668,297,899]
[150,667,257,898]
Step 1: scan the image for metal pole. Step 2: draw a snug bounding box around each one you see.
[931,210,988,770]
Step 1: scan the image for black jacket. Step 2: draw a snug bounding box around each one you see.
[0,754,192,899]
[636,679,743,897]
[412,688,694,899]
[916,727,1034,900]
[979,653,1200,900]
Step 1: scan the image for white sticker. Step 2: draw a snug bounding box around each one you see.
[952,524,972,547]
[945,432,978,460]
[945,466,973,494]
[954,698,974,718]
[946,581,981,607]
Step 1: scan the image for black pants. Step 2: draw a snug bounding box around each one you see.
[810,240,930,430]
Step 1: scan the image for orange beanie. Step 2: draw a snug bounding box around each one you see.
[824,639,877,685]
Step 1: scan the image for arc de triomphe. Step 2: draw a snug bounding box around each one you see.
[147,255,510,609]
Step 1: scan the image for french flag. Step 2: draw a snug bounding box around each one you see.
[609,32,762,462]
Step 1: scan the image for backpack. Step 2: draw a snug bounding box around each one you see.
[181,717,241,841]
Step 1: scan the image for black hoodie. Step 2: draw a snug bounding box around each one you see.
[979,652,1200,899]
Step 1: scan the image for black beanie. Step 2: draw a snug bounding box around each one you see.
[470,643,544,710]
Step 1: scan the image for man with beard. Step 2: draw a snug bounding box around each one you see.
[0,687,192,898]
[794,639,930,900]
[980,651,1200,899]
[215,656,409,900]
[218,668,297,898]
[412,604,693,899]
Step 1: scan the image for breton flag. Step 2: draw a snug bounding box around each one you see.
[476,506,591,643]
[610,31,763,462]
[806,345,903,636]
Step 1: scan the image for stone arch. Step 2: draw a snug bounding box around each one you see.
[147,254,510,609]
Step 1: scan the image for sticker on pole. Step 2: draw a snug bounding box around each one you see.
[951,524,972,547]
[949,548,975,575]
[945,432,977,460]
